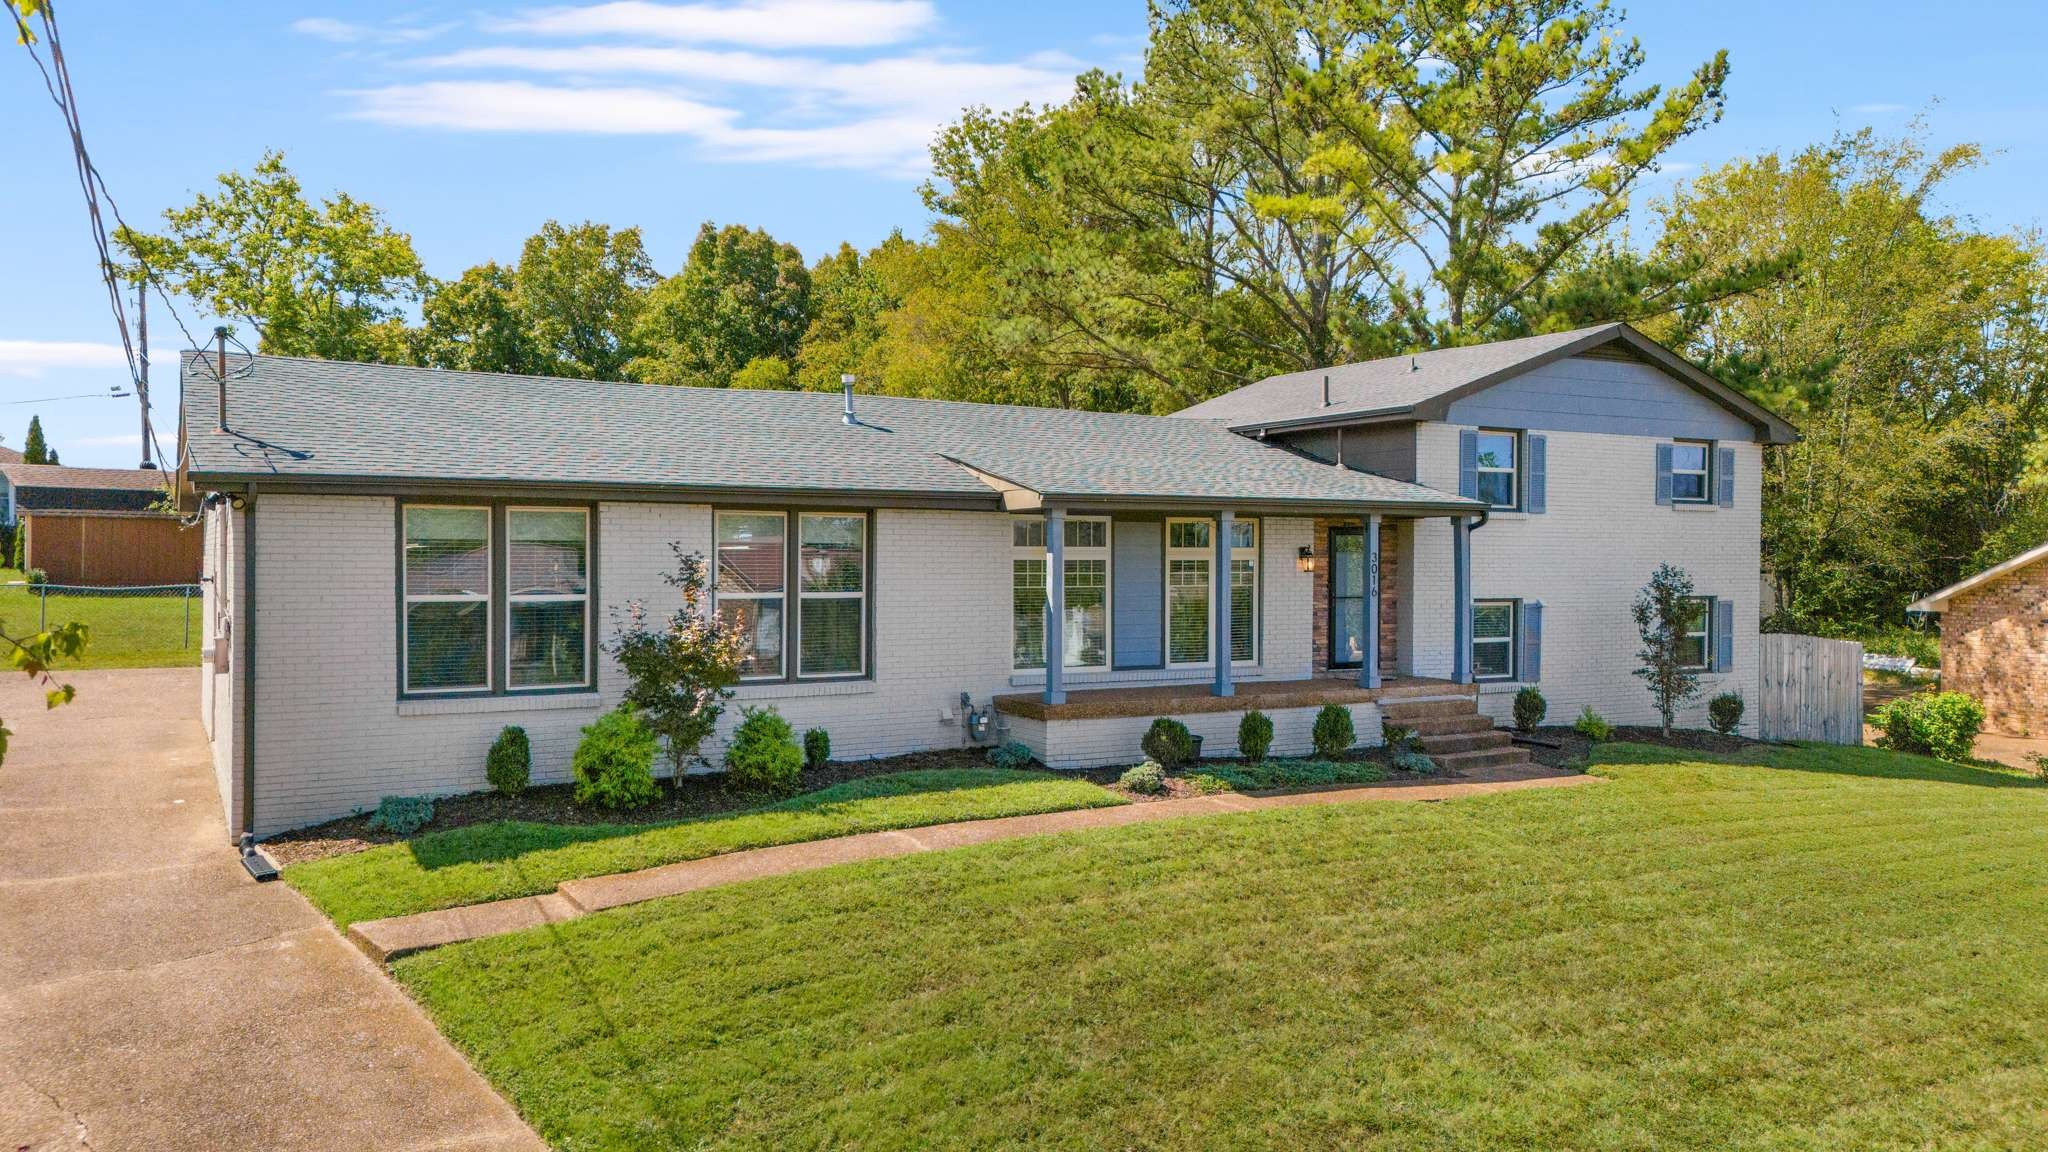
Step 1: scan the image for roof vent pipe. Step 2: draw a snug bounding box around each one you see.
[214,326,230,432]
[841,373,858,426]
[1322,374,1331,407]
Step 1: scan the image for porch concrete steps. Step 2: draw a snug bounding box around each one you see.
[1380,698,1483,721]
[1433,745,1535,773]
[1418,729,1516,756]
[1395,713,1496,738]
[1381,691,1538,775]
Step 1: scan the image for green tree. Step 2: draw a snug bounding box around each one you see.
[632,222,813,388]
[1632,563,1704,737]
[512,220,657,380]
[415,261,544,375]
[116,151,427,361]
[20,416,52,465]
[1648,128,2048,626]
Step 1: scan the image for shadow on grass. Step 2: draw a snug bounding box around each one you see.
[1595,740,2047,790]
[403,768,1081,871]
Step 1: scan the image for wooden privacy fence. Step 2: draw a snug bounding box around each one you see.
[22,511,202,586]
[1758,633,1864,744]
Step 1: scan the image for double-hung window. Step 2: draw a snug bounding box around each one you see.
[715,512,788,679]
[1677,596,1713,669]
[1011,517,1110,670]
[1670,440,1712,503]
[715,510,870,682]
[1472,599,1516,681]
[1476,429,1520,509]
[1164,518,1258,666]
[797,513,866,677]
[507,508,590,689]
[403,506,492,693]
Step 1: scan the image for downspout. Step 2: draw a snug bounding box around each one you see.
[238,488,257,842]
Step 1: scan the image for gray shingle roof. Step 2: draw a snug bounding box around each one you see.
[180,353,1481,513]
[1175,322,1798,443]
[1,462,170,492]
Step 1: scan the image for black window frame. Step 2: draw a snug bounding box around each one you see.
[713,505,875,686]
[395,497,600,701]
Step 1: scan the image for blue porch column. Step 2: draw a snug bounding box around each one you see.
[1043,506,1066,706]
[1212,510,1235,698]
[1451,515,1473,684]
[1360,513,1382,689]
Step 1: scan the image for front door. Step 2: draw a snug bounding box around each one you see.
[1328,527,1367,669]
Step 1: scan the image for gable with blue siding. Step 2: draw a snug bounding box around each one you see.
[1445,355,1758,442]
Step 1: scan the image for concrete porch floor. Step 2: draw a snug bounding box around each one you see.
[994,674,1469,722]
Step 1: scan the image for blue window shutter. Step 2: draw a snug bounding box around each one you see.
[1458,429,1478,499]
[1716,446,1736,508]
[1520,601,1542,682]
[1655,443,1674,506]
[1713,599,1734,671]
[1526,434,1547,514]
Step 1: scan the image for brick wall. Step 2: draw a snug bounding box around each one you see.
[1941,567,2048,736]
[1308,517,1400,673]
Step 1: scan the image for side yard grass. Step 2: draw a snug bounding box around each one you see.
[396,741,2048,1151]
[286,767,1123,927]
[0,568,200,668]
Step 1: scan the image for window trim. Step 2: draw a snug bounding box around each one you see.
[505,505,593,693]
[401,503,493,696]
[795,511,868,679]
[396,498,600,702]
[1163,516,1258,669]
[1475,428,1522,511]
[713,506,875,685]
[1670,439,1714,505]
[1471,597,1518,683]
[1010,514,1113,673]
[1678,595,1714,670]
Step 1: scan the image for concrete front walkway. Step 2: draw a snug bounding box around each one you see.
[352,763,1593,962]
[0,668,542,1152]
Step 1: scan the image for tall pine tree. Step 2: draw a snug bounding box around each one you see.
[21,416,55,465]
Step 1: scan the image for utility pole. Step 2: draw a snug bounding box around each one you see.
[136,276,154,469]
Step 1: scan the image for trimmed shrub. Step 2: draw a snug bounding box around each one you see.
[1393,749,1437,775]
[1185,773,1232,795]
[1237,711,1274,762]
[485,725,531,796]
[1141,717,1197,767]
[1204,759,1386,791]
[725,706,805,793]
[24,567,47,587]
[1707,693,1746,736]
[367,795,434,836]
[1118,760,1166,794]
[1513,687,1547,733]
[987,741,1035,769]
[1573,705,1613,743]
[1872,691,1985,762]
[1311,704,1355,759]
[802,727,831,772]
[1381,722,1418,752]
[572,708,659,809]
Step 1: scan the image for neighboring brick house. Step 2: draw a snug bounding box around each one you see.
[1908,544,2048,736]
[180,323,1795,839]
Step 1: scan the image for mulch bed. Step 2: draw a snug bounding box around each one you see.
[1085,747,1422,803]
[262,748,1007,867]
[1517,725,1763,770]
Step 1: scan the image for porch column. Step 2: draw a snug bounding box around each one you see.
[1043,506,1066,706]
[1213,510,1235,697]
[1361,513,1382,689]
[1451,515,1472,684]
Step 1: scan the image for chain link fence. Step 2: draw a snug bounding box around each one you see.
[5,581,203,664]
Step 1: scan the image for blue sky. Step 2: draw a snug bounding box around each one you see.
[5,0,2046,468]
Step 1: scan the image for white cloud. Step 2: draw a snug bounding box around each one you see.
[346,81,734,134]
[494,0,936,49]
[291,16,450,45]
[69,434,142,449]
[0,340,127,379]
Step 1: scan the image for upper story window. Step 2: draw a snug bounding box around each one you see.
[1670,440,1713,503]
[1475,429,1519,509]
[400,502,594,697]
[1012,516,1111,671]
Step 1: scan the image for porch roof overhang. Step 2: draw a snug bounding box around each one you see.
[948,460,1485,519]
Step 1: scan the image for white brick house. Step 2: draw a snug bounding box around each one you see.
[182,323,1794,838]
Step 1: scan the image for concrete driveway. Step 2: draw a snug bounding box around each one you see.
[0,668,542,1152]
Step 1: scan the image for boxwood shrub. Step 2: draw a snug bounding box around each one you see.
[1872,691,1984,762]
[573,708,659,810]
[1311,704,1354,759]
[1141,717,1197,767]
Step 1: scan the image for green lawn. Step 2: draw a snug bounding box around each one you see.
[0,568,201,668]
[288,768,1124,927]
[396,743,2048,1151]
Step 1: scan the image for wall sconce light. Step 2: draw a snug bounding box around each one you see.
[1296,546,1315,573]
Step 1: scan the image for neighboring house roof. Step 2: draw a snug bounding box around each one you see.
[3,463,168,515]
[1907,542,2048,613]
[0,445,21,465]
[179,353,1486,515]
[1174,322,1800,444]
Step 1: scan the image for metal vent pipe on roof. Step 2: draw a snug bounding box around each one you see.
[214,326,230,432]
[1322,373,1331,407]
[841,373,858,426]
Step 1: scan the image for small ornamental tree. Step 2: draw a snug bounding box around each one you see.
[604,544,751,779]
[1632,563,1703,737]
